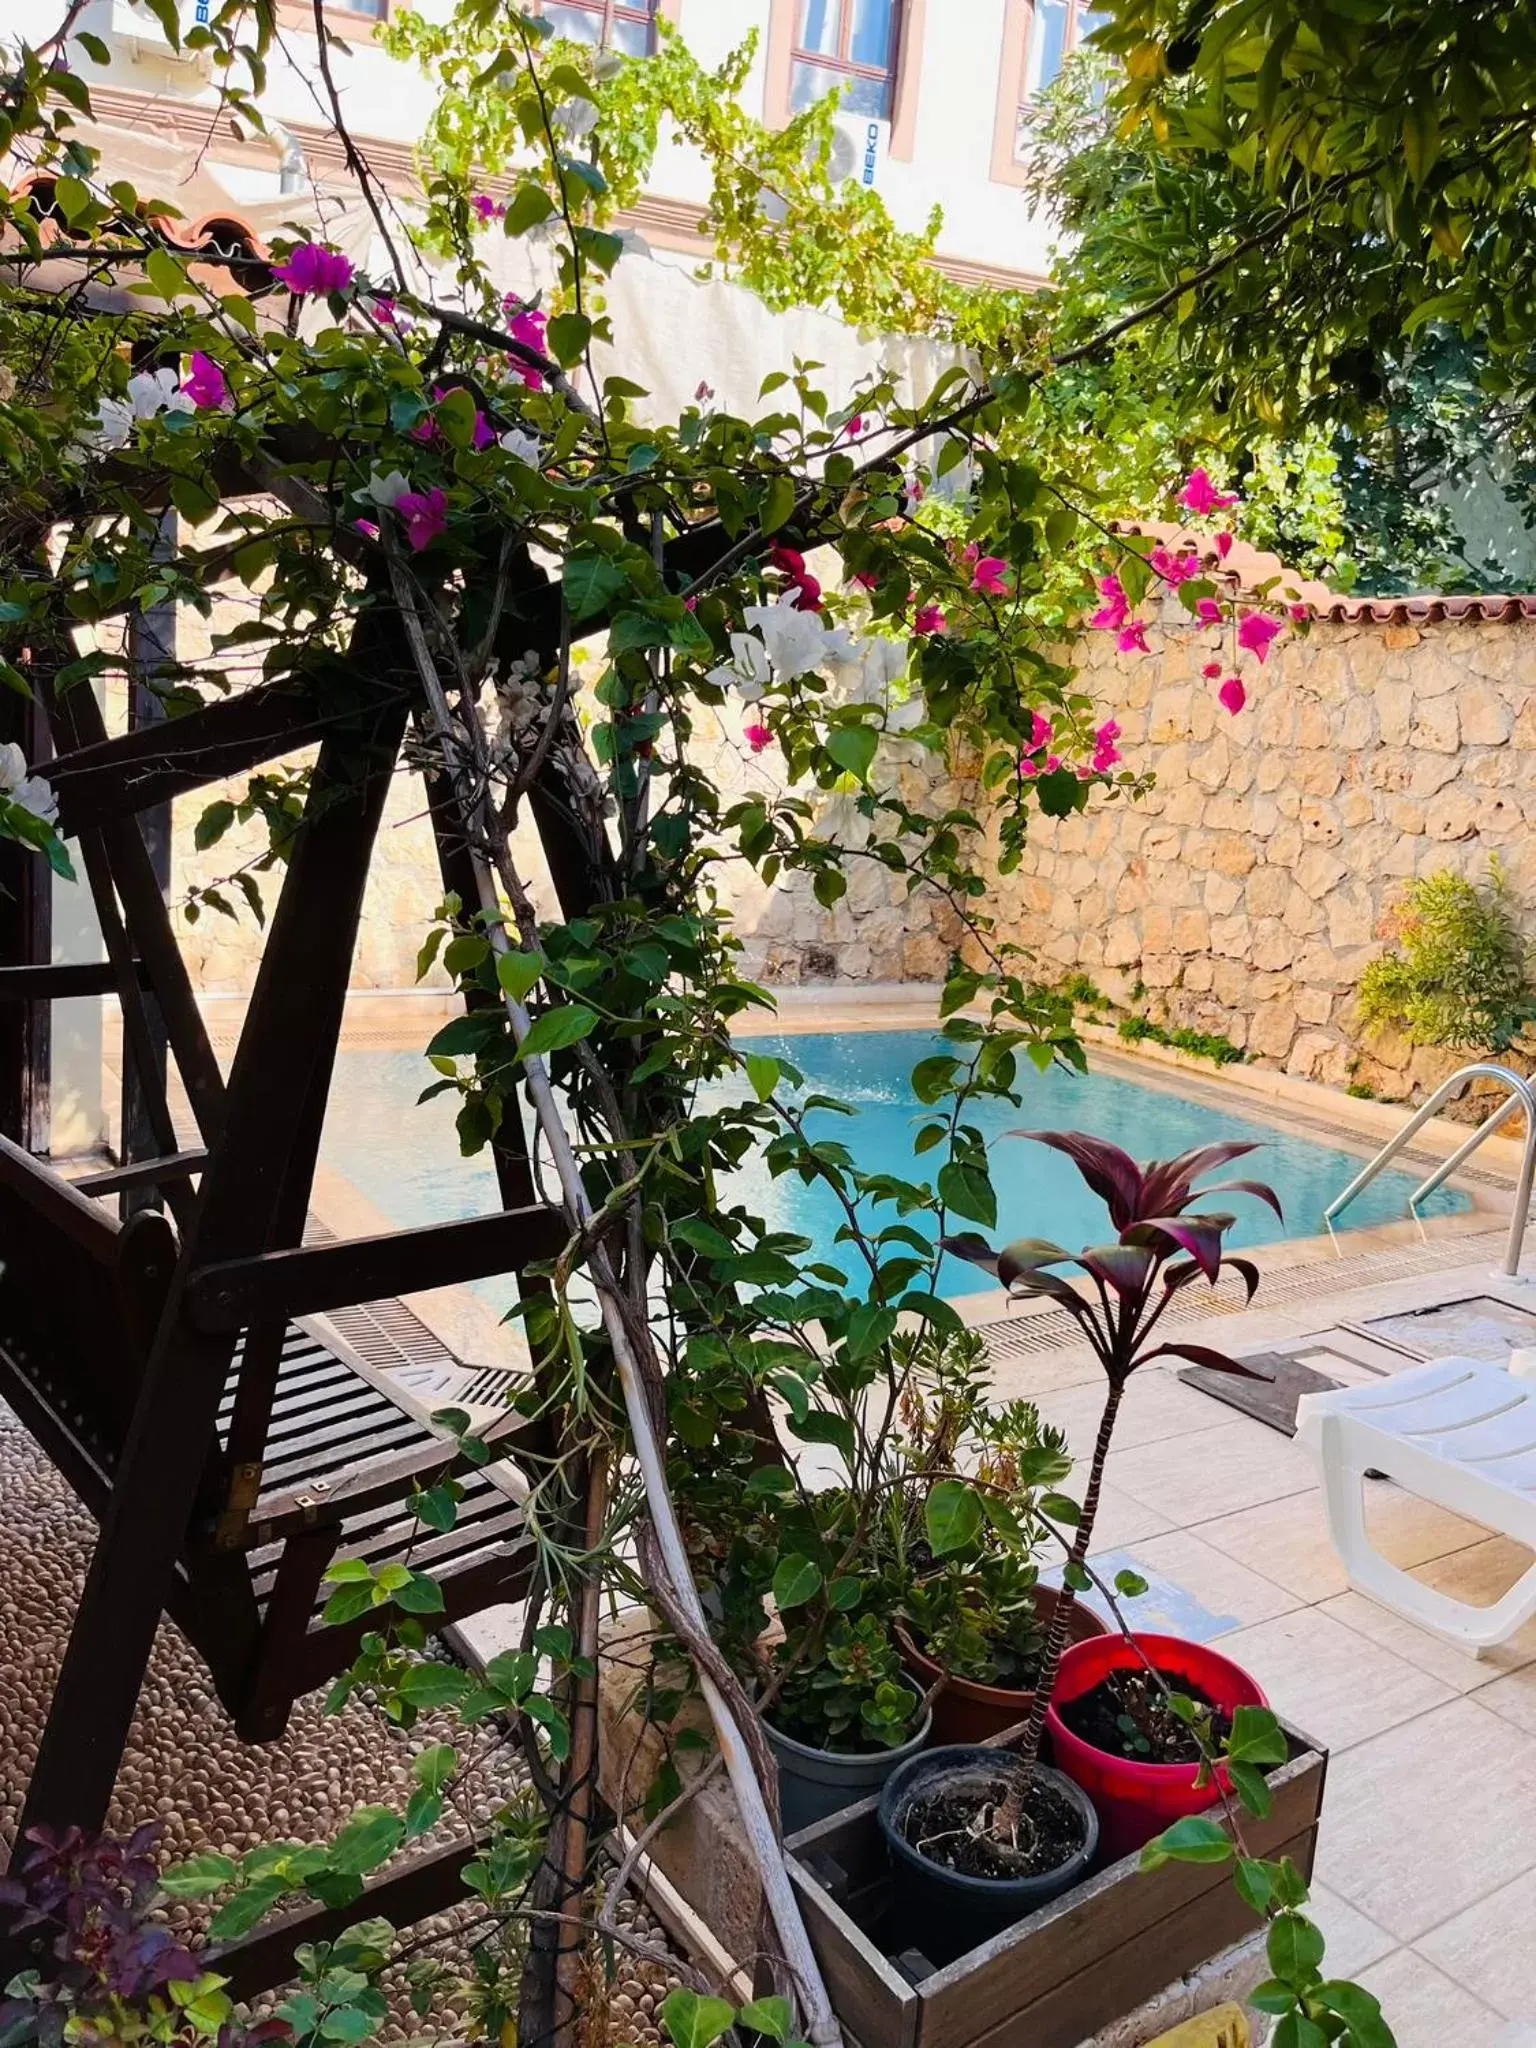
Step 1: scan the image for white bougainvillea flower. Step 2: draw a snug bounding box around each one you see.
[365,467,413,508]
[743,596,857,681]
[708,631,773,703]
[499,427,543,468]
[78,366,193,453]
[0,741,59,824]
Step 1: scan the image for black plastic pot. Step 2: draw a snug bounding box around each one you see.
[765,1703,933,1836]
[877,1745,1099,1960]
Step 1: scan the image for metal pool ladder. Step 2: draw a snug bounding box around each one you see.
[1324,1062,1536,1279]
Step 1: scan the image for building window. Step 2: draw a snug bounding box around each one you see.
[790,0,903,119]
[538,0,660,56]
[1021,0,1105,98]
[327,0,387,17]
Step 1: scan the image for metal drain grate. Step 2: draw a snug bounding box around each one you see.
[981,1228,1511,1366]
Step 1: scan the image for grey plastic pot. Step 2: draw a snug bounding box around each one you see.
[764,1703,933,1836]
[878,1745,1099,1960]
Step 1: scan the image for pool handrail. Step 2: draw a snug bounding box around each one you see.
[1324,1061,1536,1279]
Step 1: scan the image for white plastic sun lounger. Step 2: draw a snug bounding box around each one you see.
[1296,1355,1536,1651]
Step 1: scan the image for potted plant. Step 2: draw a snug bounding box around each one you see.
[761,1611,932,1833]
[895,1551,1108,1745]
[878,1131,1280,1937]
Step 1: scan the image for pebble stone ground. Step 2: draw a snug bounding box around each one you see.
[0,1405,685,2044]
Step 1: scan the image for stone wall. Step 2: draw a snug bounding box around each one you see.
[989,601,1536,1099]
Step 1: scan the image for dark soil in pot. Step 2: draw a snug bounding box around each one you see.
[1056,1665,1233,1764]
[878,1746,1099,1960]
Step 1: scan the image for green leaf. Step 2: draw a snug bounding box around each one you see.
[504,183,556,236]
[392,1571,446,1614]
[548,311,592,365]
[737,1996,793,2042]
[826,724,878,781]
[1234,1856,1276,1916]
[673,1216,736,1259]
[145,246,187,303]
[924,1477,984,1557]
[160,1851,238,1898]
[1317,1981,1395,2048]
[523,1692,572,1761]
[397,1664,471,1710]
[414,1742,458,1793]
[660,1989,737,2048]
[1268,1912,1326,1982]
[937,1159,996,1228]
[564,550,628,621]
[207,1875,292,1941]
[1228,1758,1272,1819]
[761,474,797,535]
[771,1554,823,1609]
[744,1052,781,1101]
[1403,101,1440,186]
[1272,2016,1328,2048]
[1139,1815,1232,1869]
[517,1003,598,1060]
[326,1805,405,1877]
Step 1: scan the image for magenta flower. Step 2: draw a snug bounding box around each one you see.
[1029,710,1054,751]
[1180,467,1239,517]
[695,380,714,402]
[744,721,773,754]
[473,409,496,450]
[1202,660,1222,679]
[396,487,448,552]
[684,594,699,611]
[970,554,1010,597]
[1092,718,1122,772]
[1149,545,1200,587]
[354,517,380,541]
[471,194,503,222]
[181,350,230,411]
[1195,597,1223,626]
[1290,603,1308,623]
[273,242,354,296]
[1089,574,1128,630]
[849,570,879,591]
[370,293,399,328]
[505,304,549,389]
[768,544,806,576]
[1019,756,1038,778]
[1043,753,1062,774]
[1215,530,1234,560]
[1118,620,1150,654]
[1219,676,1246,715]
[1237,611,1284,663]
[913,604,947,636]
[789,573,823,613]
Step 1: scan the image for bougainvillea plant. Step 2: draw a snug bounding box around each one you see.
[0,2,1365,2040]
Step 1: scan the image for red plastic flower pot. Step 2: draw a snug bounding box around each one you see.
[1045,1632,1268,1864]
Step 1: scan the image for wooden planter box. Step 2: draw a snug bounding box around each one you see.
[784,1718,1327,2048]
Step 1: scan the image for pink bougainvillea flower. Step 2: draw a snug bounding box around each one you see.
[744,721,774,753]
[1117,620,1151,654]
[1180,467,1239,517]
[906,474,926,504]
[181,350,229,411]
[913,604,947,636]
[1090,574,1129,630]
[684,594,699,612]
[1237,611,1284,663]
[789,573,822,612]
[768,544,806,576]
[1149,545,1201,587]
[472,409,496,450]
[370,293,399,328]
[396,486,448,552]
[1029,710,1054,751]
[1092,718,1122,772]
[1290,603,1309,623]
[1195,597,1223,626]
[695,380,714,403]
[849,570,879,591]
[1202,660,1223,679]
[411,414,439,445]
[470,193,503,221]
[1019,756,1038,778]
[354,517,380,541]
[1043,754,1062,774]
[504,304,549,389]
[272,242,354,296]
[1215,530,1234,560]
[970,554,1010,596]
[1219,676,1246,715]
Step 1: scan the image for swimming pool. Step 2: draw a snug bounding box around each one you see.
[319,1030,1468,1308]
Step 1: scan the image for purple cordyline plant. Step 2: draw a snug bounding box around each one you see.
[0,1825,290,2046]
[942,1130,1280,1847]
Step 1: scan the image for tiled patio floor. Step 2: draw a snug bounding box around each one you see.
[986,1241,1536,2048]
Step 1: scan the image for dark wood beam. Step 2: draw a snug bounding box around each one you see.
[185,1205,566,1332]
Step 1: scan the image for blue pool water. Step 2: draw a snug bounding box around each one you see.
[321,1031,1467,1308]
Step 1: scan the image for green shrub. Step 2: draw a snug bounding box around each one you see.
[1117,1014,1246,1065]
[1358,860,1536,1052]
